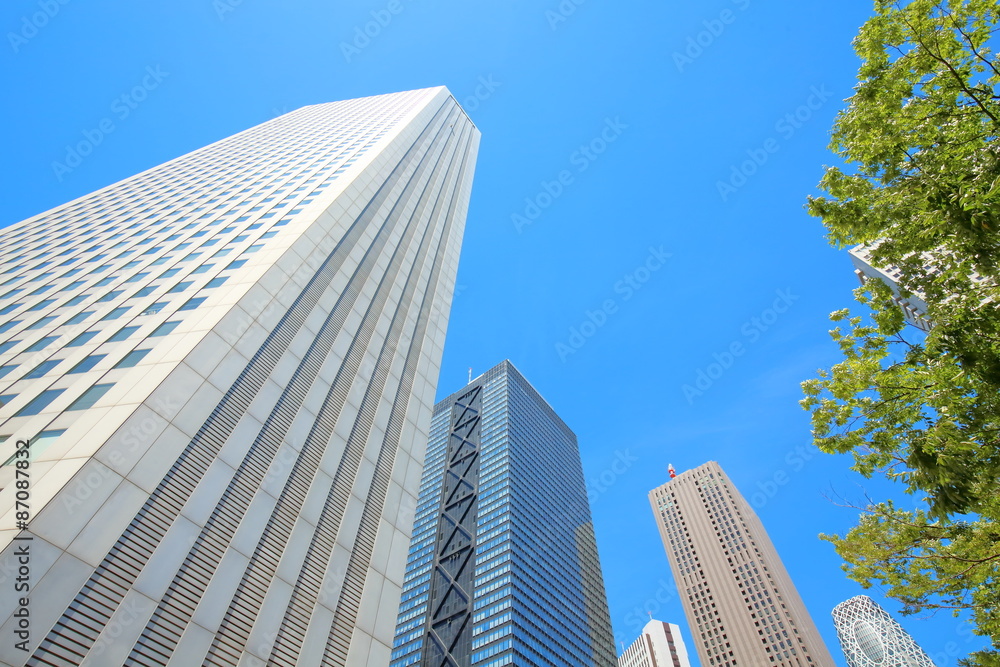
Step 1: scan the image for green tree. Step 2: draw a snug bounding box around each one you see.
[802,1,1000,662]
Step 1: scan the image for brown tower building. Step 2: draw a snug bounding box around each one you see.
[649,461,835,667]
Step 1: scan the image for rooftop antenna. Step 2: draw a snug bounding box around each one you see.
[468,367,472,384]
[668,463,677,479]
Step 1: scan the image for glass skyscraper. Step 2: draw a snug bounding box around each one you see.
[832,596,937,667]
[0,86,479,665]
[389,360,617,666]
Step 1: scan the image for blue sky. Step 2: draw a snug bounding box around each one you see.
[2,0,986,663]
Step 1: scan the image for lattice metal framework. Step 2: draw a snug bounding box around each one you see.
[421,384,482,666]
[831,596,937,667]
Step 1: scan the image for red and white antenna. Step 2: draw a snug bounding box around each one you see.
[668,463,676,479]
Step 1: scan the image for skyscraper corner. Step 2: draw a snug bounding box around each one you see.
[389,359,617,666]
[618,618,692,667]
[0,87,479,665]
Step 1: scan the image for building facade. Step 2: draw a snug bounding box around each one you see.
[0,86,479,665]
[649,462,835,667]
[832,596,937,667]
[848,245,932,332]
[388,360,617,666]
[618,619,691,667]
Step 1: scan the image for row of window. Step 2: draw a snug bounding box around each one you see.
[1,382,114,419]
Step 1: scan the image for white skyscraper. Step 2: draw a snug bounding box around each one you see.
[832,596,937,667]
[0,86,479,666]
[618,619,692,667]
[848,244,932,332]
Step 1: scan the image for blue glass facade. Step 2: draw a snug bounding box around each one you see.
[390,360,616,666]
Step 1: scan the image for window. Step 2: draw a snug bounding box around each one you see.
[24,359,60,379]
[150,321,180,337]
[66,384,114,411]
[27,316,57,329]
[126,272,150,283]
[97,290,124,303]
[2,431,65,465]
[191,264,213,275]
[68,354,106,374]
[101,307,129,321]
[132,286,157,298]
[27,299,55,311]
[205,277,227,289]
[0,304,22,316]
[65,311,93,325]
[13,389,65,417]
[0,365,18,379]
[178,297,206,311]
[168,282,193,294]
[66,331,98,347]
[159,268,181,279]
[24,336,59,352]
[108,326,141,342]
[94,277,116,287]
[142,302,168,315]
[62,294,89,307]
[114,349,150,369]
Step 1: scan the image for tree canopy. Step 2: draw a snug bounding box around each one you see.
[802,1,1000,663]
